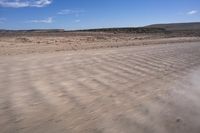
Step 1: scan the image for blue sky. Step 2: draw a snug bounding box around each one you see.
[0,0,200,30]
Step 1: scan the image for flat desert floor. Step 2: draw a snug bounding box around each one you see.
[0,41,200,133]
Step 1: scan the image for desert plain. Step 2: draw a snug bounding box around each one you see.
[0,24,200,133]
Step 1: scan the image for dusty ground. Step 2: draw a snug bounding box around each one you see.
[0,40,200,133]
[0,32,200,55]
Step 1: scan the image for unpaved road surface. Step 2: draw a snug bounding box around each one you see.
[0,42,200,133]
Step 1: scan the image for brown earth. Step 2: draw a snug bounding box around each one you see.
[0,35,200,133]
[0,31,200,56]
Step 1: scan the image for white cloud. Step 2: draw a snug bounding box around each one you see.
[33,0,51,7]
[75,19,80,23]
[187,10,198,15]
[0,18,6,23]
[58,9,84,16]
[28,17,53,23]
[0,0,52,8]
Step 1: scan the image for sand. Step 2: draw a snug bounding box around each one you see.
[0,38,200,133]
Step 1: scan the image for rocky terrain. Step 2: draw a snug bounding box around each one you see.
[1,22,200,56]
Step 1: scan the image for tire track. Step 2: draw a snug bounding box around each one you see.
[1,42,200,133]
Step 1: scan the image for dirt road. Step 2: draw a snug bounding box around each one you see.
[0,42,200,133]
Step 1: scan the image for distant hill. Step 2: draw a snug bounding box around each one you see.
[146,22,200,31]
[76,27,167,34]
[0,27,167,35]
[0,29,65,33]
[0,22,200,36]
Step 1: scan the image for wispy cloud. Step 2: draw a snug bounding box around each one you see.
[27,17,53,23]
[58,9,84,16]
[75,19,80,23]
[0,0,53,8]
[0,18,6,23]
[187,10,198,15]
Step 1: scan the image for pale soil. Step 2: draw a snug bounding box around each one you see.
[0,42,200,133]
[0,33,200,55]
